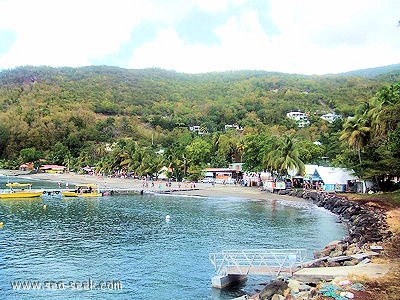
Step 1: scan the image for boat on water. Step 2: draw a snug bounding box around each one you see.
[62,184,103,197]
[0,182,43,199]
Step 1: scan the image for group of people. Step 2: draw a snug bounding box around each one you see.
[140,179,197,190]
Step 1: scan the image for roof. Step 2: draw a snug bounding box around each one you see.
[204,168,236,172]
[39,164,66,170]
[315,166,357,185]
[305,164,319,176]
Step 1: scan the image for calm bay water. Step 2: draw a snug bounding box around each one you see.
[0,177,347,299]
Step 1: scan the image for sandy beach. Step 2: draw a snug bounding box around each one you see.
[24,171,302,203]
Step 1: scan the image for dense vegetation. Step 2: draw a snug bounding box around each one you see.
[0,65,399,189]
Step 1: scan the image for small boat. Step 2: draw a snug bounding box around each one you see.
[62,184,102,197]
[0,182,43,199]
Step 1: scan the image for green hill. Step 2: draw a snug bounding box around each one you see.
[0,65,399,162]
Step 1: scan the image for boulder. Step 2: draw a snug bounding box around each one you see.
[329,249,344,257]
[259,280,289,300]
[287,279,301,293]
[271,294,285,300]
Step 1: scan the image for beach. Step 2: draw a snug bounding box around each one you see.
[25,171,302,203]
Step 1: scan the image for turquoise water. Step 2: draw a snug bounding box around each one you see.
[0,178,347,299]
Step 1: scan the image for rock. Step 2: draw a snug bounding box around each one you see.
[329,249,343,257]
[304,256,329,267]
[343,261,355,266]
[344,247,358,256]
[340,291,355,299]
[287,279,300,293]
[296,291,310,300]
[259,280,289,300]
[298,284,312,291]
[271,294,285,300]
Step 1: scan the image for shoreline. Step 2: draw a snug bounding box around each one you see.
[24,172,308,204]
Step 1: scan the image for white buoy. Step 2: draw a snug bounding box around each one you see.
[165,215,171,222]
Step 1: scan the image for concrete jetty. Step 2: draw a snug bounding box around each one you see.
[293,263,390,282]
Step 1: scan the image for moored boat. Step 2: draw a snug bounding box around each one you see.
[62,184,102,197]
[0,182,43,199]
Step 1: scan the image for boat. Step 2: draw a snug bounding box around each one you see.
[0,182,43,199]
[62,184,102,197]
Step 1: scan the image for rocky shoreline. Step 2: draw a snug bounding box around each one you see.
[249,190,393,300]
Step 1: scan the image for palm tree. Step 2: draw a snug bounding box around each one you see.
[263,135,305,177]
[369,83,400,138]
[340,115,371,164]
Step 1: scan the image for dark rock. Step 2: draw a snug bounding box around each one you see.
[259,279,289,300]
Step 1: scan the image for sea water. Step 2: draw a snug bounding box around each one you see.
[0,178,347,299]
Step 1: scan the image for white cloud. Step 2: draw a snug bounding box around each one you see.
[128,0,400,74]
[1,0,399,74]
[0,0,153,67]
[194,0,247,13]
[267,0,400,73]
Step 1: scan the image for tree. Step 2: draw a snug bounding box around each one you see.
[263,135,305,177]
[296,140,325,164]
[185,138,211,166]
[339,115,371,164]
[369,83,400,138]
[0,124,10,157]
[47,142,70,165]
[242,133,275,172]
[20,147,42,163]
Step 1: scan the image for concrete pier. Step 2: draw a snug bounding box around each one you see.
[293,263,390,283]
[211,274,247,289]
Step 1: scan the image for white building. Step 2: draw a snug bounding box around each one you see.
[286,111,310,127]
[321,113,340,123]
[224,124,243,131]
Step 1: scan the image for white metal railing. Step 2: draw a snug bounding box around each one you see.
[209,248,307,276]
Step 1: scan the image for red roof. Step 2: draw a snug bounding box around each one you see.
[39,165,66,170]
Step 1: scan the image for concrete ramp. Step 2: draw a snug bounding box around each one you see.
[293,263,390,282]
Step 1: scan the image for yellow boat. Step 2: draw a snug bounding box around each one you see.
[0,182,43,199]
[62,184,102,197]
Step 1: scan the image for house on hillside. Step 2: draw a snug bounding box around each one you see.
[286,111,310,127]
[321,113,341,123]
[224,124,243,131]
[189,125,206,135]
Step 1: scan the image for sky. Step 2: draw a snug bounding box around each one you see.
[0,0,399,75]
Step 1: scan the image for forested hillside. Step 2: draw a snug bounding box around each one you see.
[0,65,399,187]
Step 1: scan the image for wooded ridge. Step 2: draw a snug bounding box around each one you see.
[0,65,399,187]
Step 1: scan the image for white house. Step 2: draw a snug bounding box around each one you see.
[224,124,243,131]
[286,111,310,127]
[321,113,341,123]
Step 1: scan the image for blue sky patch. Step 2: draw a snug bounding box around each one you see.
[0,29,16,55]
[90,21,159,67]
[175,9,223,45]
